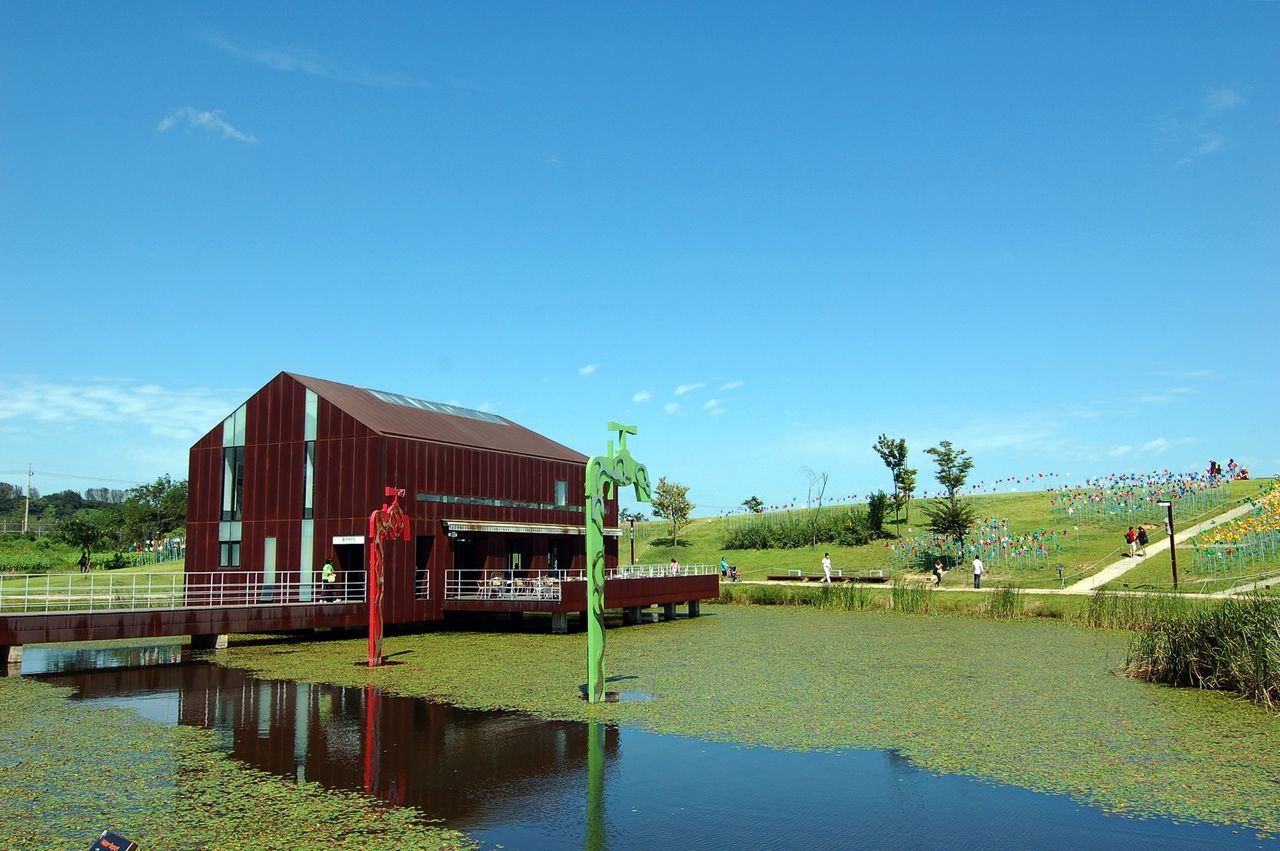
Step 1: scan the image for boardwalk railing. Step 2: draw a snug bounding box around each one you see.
[442,563,716,601]
[0,570,367,615]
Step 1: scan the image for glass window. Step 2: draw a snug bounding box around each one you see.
[555,480,568,506]
[304,390,318,441]
[221,446,245,521]
[302,441,315,519]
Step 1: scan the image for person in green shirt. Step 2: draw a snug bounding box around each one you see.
[321,558,337,601]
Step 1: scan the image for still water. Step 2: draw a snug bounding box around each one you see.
[24,645,1275,850]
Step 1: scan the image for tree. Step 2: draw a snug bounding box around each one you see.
[741,496,764,514]
[873,434,917,531]
[120,475,188,546]
[619,507,648,523]
[52,510,108,568]
[650,477,694,545]
[923,440,976,552]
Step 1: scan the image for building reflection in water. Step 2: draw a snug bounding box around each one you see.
[44,661,619,828]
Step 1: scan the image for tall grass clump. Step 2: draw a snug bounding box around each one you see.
[812,582,873,612]
[716,583,797,606]
[1085,590,1194,631]
[1125,595,1280,710]
[984,584,1024,619]
[891,577,931,614]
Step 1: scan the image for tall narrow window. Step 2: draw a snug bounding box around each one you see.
[302,441,315,519]
[220,403,247,568]
[554,480,568,507]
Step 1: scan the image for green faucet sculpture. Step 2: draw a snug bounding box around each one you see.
[585,422,651,703]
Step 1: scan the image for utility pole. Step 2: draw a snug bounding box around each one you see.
[22,464,32,534]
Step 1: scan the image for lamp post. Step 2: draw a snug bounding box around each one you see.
[1156,499,1177,590]
[629,517,635,566]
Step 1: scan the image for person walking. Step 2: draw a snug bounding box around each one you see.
[972,555,984,589]
[320,558,337,601]
[821,553,833,583]
[669,557,681,575]
[1125,527,1137,558]
[933,559,944,587]
[1136,526,1149,557]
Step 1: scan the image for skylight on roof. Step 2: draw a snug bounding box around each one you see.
[367,389,507,425]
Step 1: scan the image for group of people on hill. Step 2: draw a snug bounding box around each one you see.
[1208,458,1250,481]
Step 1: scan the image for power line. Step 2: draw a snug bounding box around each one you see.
[0,469,146,485]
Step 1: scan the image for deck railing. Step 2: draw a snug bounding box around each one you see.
[0,570,367,615]
[442,563,715,601]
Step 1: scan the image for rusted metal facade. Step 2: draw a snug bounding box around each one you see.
[186,372,620,628]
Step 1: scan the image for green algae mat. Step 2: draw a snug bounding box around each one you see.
[0,677,472,850]
[217,606,1280,835]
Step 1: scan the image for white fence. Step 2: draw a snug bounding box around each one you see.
[0,570,367,615]
[442,563,715,601]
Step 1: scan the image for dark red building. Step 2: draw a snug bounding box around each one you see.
[186,372,714,634]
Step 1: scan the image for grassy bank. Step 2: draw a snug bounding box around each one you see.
[633,479,1272,589]
[0,676,471,850]
[212,605,1280,835]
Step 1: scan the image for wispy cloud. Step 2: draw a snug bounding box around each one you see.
[1142,437,1171,453]
[205,33,429,89]
[157,107,257,143]
[578,364,598,377]
[632,390,652,403]
[718,380,744,391]
[1138,395,1173,404]
[702,399,725,415]
[674,383,704,396]
[0,377,241,441]
[1108,445,1133,457]
[1174,86,1245,168]
[544,154,567,168]
[664,402,680,415]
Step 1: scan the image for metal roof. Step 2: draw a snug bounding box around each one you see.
[286,373,587,463]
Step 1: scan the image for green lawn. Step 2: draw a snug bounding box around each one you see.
[634,479,1273,589]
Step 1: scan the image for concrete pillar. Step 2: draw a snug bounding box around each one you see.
[191,634,229,651]
[2,645,21,676]
[662,603,677,621]
[551,612,569,634]
[622,606,641,626]
[509,611,524,625]
[688,600,701,618]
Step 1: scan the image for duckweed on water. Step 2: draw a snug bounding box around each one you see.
[216,605,1280,835]
[0,677,472,850]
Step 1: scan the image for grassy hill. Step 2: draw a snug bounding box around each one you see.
[632,478,1273,589]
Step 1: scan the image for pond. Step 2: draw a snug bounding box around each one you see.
[23,645,1274,849]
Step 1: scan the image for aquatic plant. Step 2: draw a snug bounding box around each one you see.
[1126,594,1280,710]
[984,583,1024,619]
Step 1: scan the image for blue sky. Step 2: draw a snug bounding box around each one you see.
[1,3,1276,515]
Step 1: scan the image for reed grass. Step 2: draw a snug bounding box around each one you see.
[1084,590,1196,631]
[984,584,1024,619]
[1125,594,1280,710]
[890,577,931,614]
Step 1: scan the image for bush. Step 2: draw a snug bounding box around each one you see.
[719,507,856,550]
[890,577,931,614]
[0,553,55,572]
[867,491,889,537]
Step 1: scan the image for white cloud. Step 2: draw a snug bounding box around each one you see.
[1138,395,1173,404]
[674,383,704,396]
[718,380,744,391]
[205,33,429,89]
[632,390,652,403]
[0,376,241,441]
[578,364,598,376]
[1177,133,1224,168]
[702,399,723,413]
[1108,445,1133,457]
[1204,87,1244,114]
[1142,438,1170,453]
[158,107,257,143]
[664,402,680,415]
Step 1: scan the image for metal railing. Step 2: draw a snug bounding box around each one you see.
[415,571,430,600]
[442,563,716,600]
[0,570,367,615]
[444,570,563,601]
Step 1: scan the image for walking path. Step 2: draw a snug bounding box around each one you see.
[1063,501,1257,593]
[1214,572,1280,597]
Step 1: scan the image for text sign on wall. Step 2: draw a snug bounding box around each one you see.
[333,536,365,545]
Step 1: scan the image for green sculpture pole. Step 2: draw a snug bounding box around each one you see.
[585,422,651,703]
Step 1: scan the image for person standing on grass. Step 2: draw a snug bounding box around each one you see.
[1125,526,1137,558]
[821,553,833,583]
[1136,526,1149,557]
[972,555,984,589]
[933,559,944,586]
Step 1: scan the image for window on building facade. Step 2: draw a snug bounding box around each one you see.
[555,480,568,506]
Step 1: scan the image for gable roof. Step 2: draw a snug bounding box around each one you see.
[286,373,587,464]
